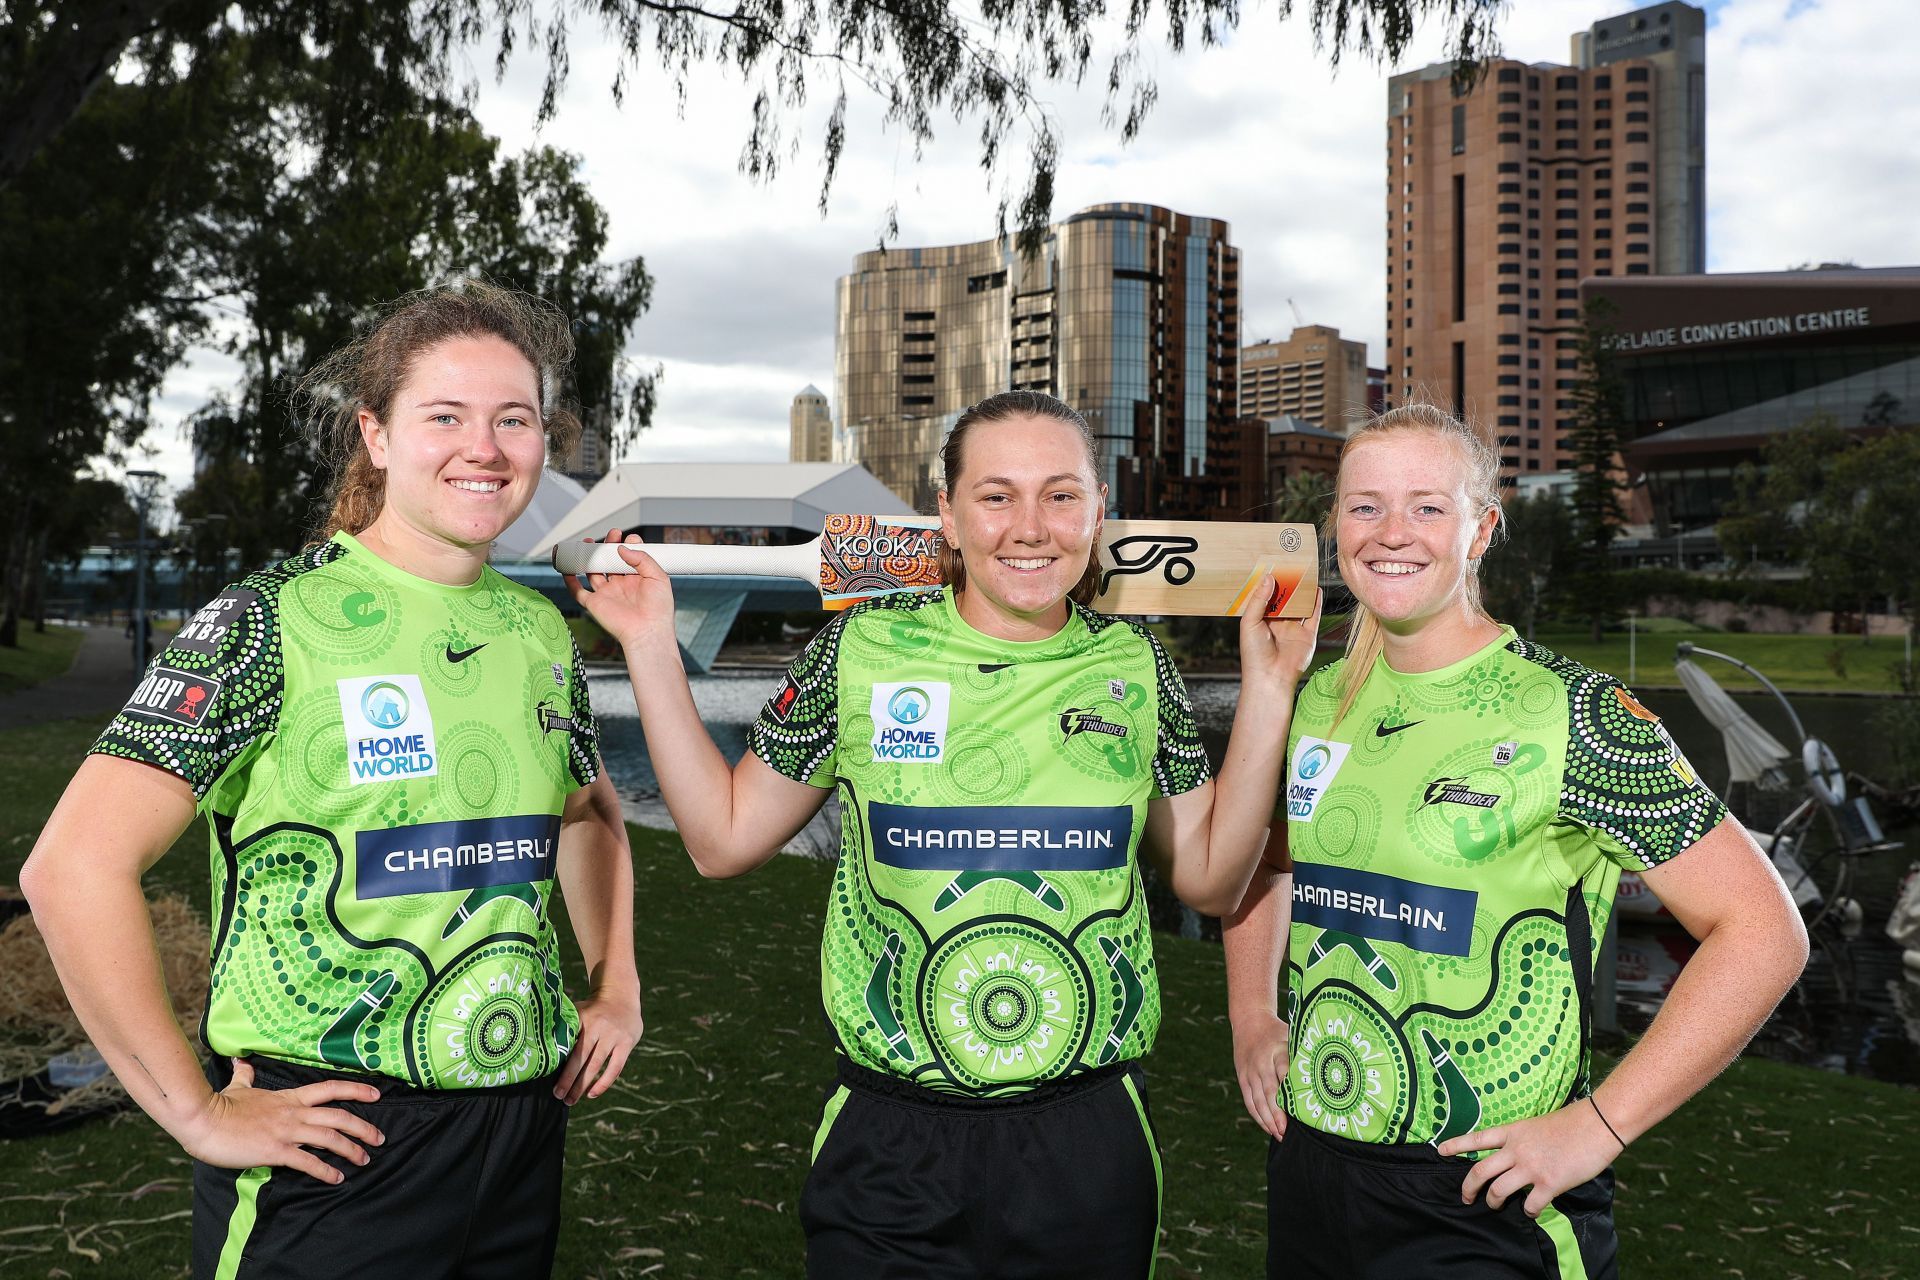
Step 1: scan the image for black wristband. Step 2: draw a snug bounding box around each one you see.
[1589,1095,1627,1151]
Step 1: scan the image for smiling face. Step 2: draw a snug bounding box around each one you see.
[1335,430,1499,632]
[359,333,547,554]
[936,414,1105,639]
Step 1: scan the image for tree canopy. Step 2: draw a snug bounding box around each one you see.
[4,0,1505,243]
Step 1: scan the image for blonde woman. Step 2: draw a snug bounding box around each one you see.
[1223,404,1806,1278]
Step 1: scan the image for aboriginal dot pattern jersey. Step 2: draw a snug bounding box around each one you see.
[747,588,1210,1098]
[1279,627,1726,1145]
[91,533,600,1089]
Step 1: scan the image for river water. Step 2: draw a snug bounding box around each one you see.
[586,667,1920,1088]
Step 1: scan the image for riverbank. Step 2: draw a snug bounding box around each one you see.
[1,715,1917,1276]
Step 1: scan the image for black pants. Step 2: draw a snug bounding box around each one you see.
[1266,1120,1618,1279]
[802,1058,1163,1279]
[191,1057,568,1280]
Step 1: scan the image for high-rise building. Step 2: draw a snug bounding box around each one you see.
[1239,325,1370,431]
[835,202,1242,515]
[555,410,613,487]
[1386,1,1706,479]
[789,385,833,462]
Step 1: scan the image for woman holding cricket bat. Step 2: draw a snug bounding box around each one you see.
[569,389,1321,1278]
[1221,403,1807,1278]
[24,282,640,1279]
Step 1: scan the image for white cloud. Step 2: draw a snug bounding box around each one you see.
[133,0,1917,499]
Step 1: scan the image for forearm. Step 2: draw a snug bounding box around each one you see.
[23,862,214,1140]
[1223,862,1293,1025]
[621,631,770,874]
[1177,687,1294,913]
[556,784,638,992]
[1592,915,1804,1142]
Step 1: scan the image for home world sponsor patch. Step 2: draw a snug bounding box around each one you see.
[355,814,562,898]
[1292,863,1478,957]
[870,802,1131,871]
[870,681,950,763]
[337,673,439,785]
[1285,736,1353,822]
[124,666,223,728]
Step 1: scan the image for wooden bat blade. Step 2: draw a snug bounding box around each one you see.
[1094,521,1318,619]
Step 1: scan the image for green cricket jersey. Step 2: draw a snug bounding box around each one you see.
[92,532,600,1089]
[1279,627,1726,1145]
[747,587,1211,1097]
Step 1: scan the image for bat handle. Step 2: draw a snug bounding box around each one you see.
[553,538,822,581]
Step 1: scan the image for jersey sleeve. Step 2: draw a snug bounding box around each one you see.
[563,635,601,789]
[1143,628,1212,799]
[746,613,845,788]
[91,583,283,801]
[1557,676,1729,871]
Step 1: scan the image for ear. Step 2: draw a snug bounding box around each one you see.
[936,489,956,546]
[1093,483,1109,540]
[358,408,390,471]
[1468,502,1500,561]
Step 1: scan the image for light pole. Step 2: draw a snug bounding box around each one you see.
[127,470,164,677]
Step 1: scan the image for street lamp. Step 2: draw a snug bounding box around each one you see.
[127,470,165,677]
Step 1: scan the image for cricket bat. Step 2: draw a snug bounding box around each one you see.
[552,514,1318,618]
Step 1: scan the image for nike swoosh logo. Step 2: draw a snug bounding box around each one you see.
[1375,720,1422,737]
[978,663,1013,673]
[445,643,487,664]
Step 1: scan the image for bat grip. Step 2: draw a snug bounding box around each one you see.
[552,539,821,581]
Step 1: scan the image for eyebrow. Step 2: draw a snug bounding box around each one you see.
[415,399,538,413]
[972,474,1088,488]
[1344,489,1453,500]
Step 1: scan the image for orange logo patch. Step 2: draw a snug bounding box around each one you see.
[1614,687,1660,723]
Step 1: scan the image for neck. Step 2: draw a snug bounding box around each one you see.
[352,513,488,586]
[953,585,1070,643]
[1377,601,1504,674]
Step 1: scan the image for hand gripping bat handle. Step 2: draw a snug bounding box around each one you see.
[552,538,823,583]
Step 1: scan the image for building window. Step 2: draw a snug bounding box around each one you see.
[1498,262,1521,274]
[1498,395,1522,406]
[1626,263,1650,275]
[1627,110,1650,123]
[1453,105,1467,153]
[903,310,934,322]
[1498,333,1520,345]
[1498,112,1521,125]
[1498,283,1521,294]
[1626,131,1649,143]
[1556,308,1578,320]
[1499,415,1521,427]
[1556,208,1580,219]
[1498,181,1521,194]
[1628,161,1650,173]
[1498,132,1521,144]
[1556,358,1579,369]
[1556,75,1577,90]
[903,395,934,406]
[1626,67,1649,82]
[1498,222,1522,235]
[1627,223,1650,234]
[1556,267,1577,279]
[1498,67,1521,83]
[1556,248,1578,259]
[1498,161,1521,173]
[1498,303,1521,314]
[1595,74,1612,89]
[903,352,935,364]
[1498,354,1521,366]
[1556,118,1579,130]
[1498,202,1522,215]
[1498,375,1520,386]
[1556,140,1578,150]
[903,374,934,385]
[1627,90,1650,103]
[1499,242,1521,255]
[1594,207,1612,220]
[1556,287,1578,299]
[1595,188,1612,200]
[1556,229,1578,239]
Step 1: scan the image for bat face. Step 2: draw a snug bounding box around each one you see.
[818,514,945,609]
[1092,521,1316,619]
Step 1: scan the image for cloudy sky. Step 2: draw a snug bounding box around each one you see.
[132,0,1917,502]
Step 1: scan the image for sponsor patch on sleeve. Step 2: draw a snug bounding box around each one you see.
[123,666,224,727]
[171,589,259,656]
[769,674,802,722]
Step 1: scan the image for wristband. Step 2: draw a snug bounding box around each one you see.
[1589,1095,1627,1151]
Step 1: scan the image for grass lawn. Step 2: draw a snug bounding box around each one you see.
[0,627,83,699]
[2,718,1917,1277]
[1529,625,1915,695]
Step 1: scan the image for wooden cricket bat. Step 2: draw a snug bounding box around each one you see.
[552,515,1318,618]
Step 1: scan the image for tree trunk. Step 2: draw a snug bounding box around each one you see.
[27,527,50,632]
[0,0,184,190]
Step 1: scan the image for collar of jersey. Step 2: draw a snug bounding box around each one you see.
[1370,623,1517,687]
[331,531,496,598]
[940,586,1089,656]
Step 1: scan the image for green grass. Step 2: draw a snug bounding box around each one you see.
[2,719,1917,1277]
[1532,627,1914,694]
[0,626,83,698]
